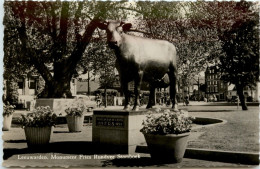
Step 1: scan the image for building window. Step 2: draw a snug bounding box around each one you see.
[220,94,224,99]
[18,81,23,89]
[215,87,218,92]
[29,79,36,89]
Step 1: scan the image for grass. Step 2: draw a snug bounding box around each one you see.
[186,106,259,153]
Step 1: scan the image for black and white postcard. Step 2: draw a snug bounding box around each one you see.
[2,1,259,168]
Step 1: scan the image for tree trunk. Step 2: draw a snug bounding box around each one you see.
[236,84,248,110]
[38,77,72,98]
[104,86,107,107]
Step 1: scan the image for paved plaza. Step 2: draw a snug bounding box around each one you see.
[2,102,259,168]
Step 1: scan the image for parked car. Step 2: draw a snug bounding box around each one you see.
[73,95,96,110]
[208,95,214,102]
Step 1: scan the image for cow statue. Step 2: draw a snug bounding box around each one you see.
[97,21,178,111]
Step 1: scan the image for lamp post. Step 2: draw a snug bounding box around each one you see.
[88,71,90,96]
[198,76,200,102]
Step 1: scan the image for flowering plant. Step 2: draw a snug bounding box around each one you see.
[3,102,15,117]
[140,109,194,135]
[65,99,86,117]
[19,106,57,128]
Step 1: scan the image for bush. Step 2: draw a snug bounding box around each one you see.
[65,99,86,117]
[19,106,57,128]
[3,102,15,117]
[140,109,194,135]
[5,80,19,105]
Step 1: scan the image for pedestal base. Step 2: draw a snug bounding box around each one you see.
[92,110,149,154]
[35,99,74,115]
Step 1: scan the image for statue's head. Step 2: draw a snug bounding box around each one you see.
[97,21,132,48]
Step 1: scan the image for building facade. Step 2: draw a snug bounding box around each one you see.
[227,83,259,102]
[205,67,228,101]
[4,75,77,108]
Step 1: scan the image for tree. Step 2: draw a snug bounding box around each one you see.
[4,1,127,98]
[219,2,259,110]
[83,39,117,107]
[131,2,221,96]
[189,1,259,110]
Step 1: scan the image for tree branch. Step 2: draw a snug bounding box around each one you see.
[74,1,83,42]
[41,2,52,37]
[57,1,69,53]
[65,18,101,77]
[11,1,53,83]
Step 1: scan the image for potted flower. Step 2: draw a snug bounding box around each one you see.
[19,106,57,148]
[140,109,194,163]
[3,102,15,131]
[65,99,86,132]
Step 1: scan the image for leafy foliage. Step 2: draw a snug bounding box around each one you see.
[189,1,259,110]
[4,1,128,98]
[3,102,16,117]
[219,6,259,87]
[64,99,86,117]
[36,76,45,96]
[84,40,117,88]
[189,1,259,85]
[131,2,222,89]
[19,106,57,128]
[140,109,194,135]
[81,39,118,107]
[5,79,19,105]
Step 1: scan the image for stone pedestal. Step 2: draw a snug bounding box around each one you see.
[92,110,149,154]
[35,99,74,115]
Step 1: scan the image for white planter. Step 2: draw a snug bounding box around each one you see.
[3,114,13,131]
[66,116,84,132]
[24,126,52,147]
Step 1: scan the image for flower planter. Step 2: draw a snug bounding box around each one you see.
[66,116,84,132]
[3,114,13,131]
[24,126,52,148]
[143,132,190,163]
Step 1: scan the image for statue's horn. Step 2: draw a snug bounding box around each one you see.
[120,21,125,26]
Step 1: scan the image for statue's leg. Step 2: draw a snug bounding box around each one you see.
[146,85,155,109]
[133,72,143,111]
[169,67,178,111]
[121,79,130,110]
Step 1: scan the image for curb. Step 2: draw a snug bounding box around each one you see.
[185,148,259,165]
[192,117,227,130]
[136,146,259,165]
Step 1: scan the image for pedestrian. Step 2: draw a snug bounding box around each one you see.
[96,94,101,107]
[184,95,189,106]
